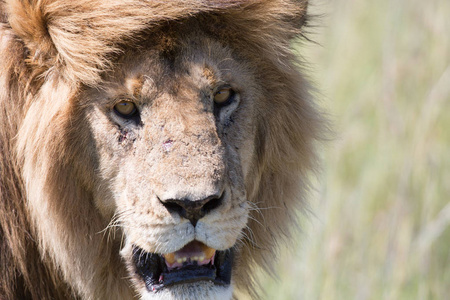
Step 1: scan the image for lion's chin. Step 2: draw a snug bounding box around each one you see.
[139,282,233,300]
[132,241,234,295]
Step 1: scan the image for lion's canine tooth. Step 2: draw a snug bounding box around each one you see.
[176,258,183,264]
[164,253,175,264]
[203,247,216,260]
[182,257,187,262]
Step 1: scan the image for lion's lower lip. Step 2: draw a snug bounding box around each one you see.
[132,242,234,292]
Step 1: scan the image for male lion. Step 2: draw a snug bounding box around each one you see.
[0,0,323,299]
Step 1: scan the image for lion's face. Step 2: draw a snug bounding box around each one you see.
[1,1,318,299]
[84,31,256,298]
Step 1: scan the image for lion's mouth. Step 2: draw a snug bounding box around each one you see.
[132,241,233,292]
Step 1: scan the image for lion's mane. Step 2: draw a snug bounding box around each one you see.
[0,0,323,298]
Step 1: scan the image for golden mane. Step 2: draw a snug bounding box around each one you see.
[0,0,323,298]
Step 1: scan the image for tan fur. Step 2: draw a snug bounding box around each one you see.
[0,0,324,299]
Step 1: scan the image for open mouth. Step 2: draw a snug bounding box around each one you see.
[132,241,234,292]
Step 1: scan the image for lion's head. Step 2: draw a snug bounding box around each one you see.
[0,1,323,299]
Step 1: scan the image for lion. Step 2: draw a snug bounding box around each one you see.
[0,0,324,299]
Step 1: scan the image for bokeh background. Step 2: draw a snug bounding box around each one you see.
[262,0,450,299]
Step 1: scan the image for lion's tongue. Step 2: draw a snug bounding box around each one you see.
[163,241,216,270]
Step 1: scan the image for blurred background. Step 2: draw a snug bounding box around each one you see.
[262,0,450,299]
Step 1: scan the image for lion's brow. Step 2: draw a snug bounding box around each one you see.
[125,76,145,98]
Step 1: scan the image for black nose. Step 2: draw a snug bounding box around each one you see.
[160,192,224,226]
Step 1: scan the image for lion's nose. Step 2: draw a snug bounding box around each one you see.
[159,192,224,226]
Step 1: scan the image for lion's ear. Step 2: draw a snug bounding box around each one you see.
[5,0,56,59]
[228,0,309,43]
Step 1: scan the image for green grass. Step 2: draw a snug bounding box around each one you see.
[261,0,450,299]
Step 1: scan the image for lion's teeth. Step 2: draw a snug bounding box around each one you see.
[163,242,217,270]
[203,247,215,260]
[164,253,175,264]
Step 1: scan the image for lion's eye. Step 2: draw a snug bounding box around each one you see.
[214,88,234,106]
[114,101,136,117]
